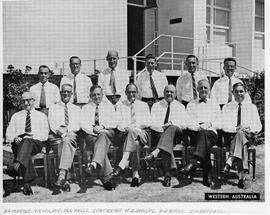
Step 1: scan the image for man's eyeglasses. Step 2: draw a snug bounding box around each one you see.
[61,90,72,94]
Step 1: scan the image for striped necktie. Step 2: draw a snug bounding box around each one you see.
[25,111,31,133]
[94,104,99,126]
[228,78,232,102]
[237,103,241,126]
[150,73,158,99]
[73,75,77,103]
[64,104,69,126]
[191,73,197,100]
[130,102,136,126]
[109,69,117,95]
[39,84,46,108]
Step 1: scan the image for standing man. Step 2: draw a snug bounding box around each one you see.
[60,56,92,107]
[30,65,60,115]
[143,84,186,187]
[210,57,251,109]
[136,54,168,109]
[111,83,150,187]
[48,84,81,191]
[221,82,261,189]
[5,91,49,195]
[81,86,118,191]
[98,50,130,106]
[176,55,207,107]
[180,79,221,189]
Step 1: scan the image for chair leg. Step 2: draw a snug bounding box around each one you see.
[44,155,48,188]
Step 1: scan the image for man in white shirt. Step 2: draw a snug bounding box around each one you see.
[5,91,49,195]
[30,65,60,115]
[221,82,262,189]
[136,54,168,109]
[98,50,130,107]
[180,79,221,189]
[60,56,92,107]
[176,55,207,107]
[81,86,118,191]
[111,83,151,187]
[210,57,251,109]
[143,84,186,187]
[48,84,81,191]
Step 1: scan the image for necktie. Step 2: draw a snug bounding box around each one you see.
[64,104,69,126]
[25,111,31,133]
[164,102,170,124]
[228,78,232,102]
[94,105,99,126]
[130,102,136,126]
[109,69,117,95]
[150,73,158,99]
[73,75,77,103]
[191,73,197,99]
[237,103,241,126]
[39,84,46,108]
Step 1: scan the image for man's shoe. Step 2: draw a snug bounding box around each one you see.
[222,164,231,174]
[162,176,171,187]
[238,179,246,189]
[23,184,33,195]
[54,178,66,187]
[203,177,221,190]
[180,163,197,175]
[103,181,116,191]
[130,177,140,187]
[3,168,18,177]
[85,164,95,176]
[111,166,122,177]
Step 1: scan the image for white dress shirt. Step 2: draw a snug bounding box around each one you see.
[80,100,117,135]
[117,99,150,129]
[30,81,60,108]
[186,98,221,133]
[176,72,207,102]
[60,72,92,104]
[98,67,130,97]
[136,69,168,99]
[48,101,81,134]
[221,100,262,133]
[150,99,186,132]
[210,75,251,105]
[6,109,49,142]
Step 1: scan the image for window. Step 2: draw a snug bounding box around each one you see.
[206,0,231,43]
[254,0,264,49]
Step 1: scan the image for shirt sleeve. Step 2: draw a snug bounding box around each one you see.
[136,73,143,99]
[248,105,262,133]
[176,77,182,102]
[6,114,17,143]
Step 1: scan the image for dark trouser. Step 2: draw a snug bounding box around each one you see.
[152,125,183,173]
[12,138,43,182]
[189,130,218,177]
[141,97,163,110]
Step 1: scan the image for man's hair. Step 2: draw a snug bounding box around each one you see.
[106,50,119,59]
[125,83,138,92]
[145,54,156,61]
[197,79,210,86]
[224,57,237,65]
[69,56,81,64]
[232,82,246,91]
[90,85,103,96]
[61,83,73,91]
[38,65,51,73]
[185,54,198,62]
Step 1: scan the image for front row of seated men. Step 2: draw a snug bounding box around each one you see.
[5,79,261,195]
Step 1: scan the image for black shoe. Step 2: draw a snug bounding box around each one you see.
[23,184,33,195]
[144,154,154,166]
[222,164,231,174]
[3,168,18,177]
[130,177,140,187]
[77,184,87,194]
[203,177,221,190]
[180,163,197,175]
[238,179,246,189]
[162,176,171,187]
[85,164,95,176]
[111,166,122,177]
[103,181,116,191]
[54,178,66,187]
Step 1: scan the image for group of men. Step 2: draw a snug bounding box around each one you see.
[5,51,262,196]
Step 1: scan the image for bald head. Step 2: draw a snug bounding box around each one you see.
[197,79,210,100]
[106,50,119,70]
[164,84,176,103]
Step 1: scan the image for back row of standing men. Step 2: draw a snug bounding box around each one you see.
[5,51,261,195]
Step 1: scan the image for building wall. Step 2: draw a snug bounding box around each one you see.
[3,0,127,75]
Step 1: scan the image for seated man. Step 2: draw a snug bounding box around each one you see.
[111,83,151,187]
[221,82,262,189]
[5,91,49,195]
[180,79,221,189]
[81,86,118,191]
[48,84,81,190]
[143,84,186,187]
